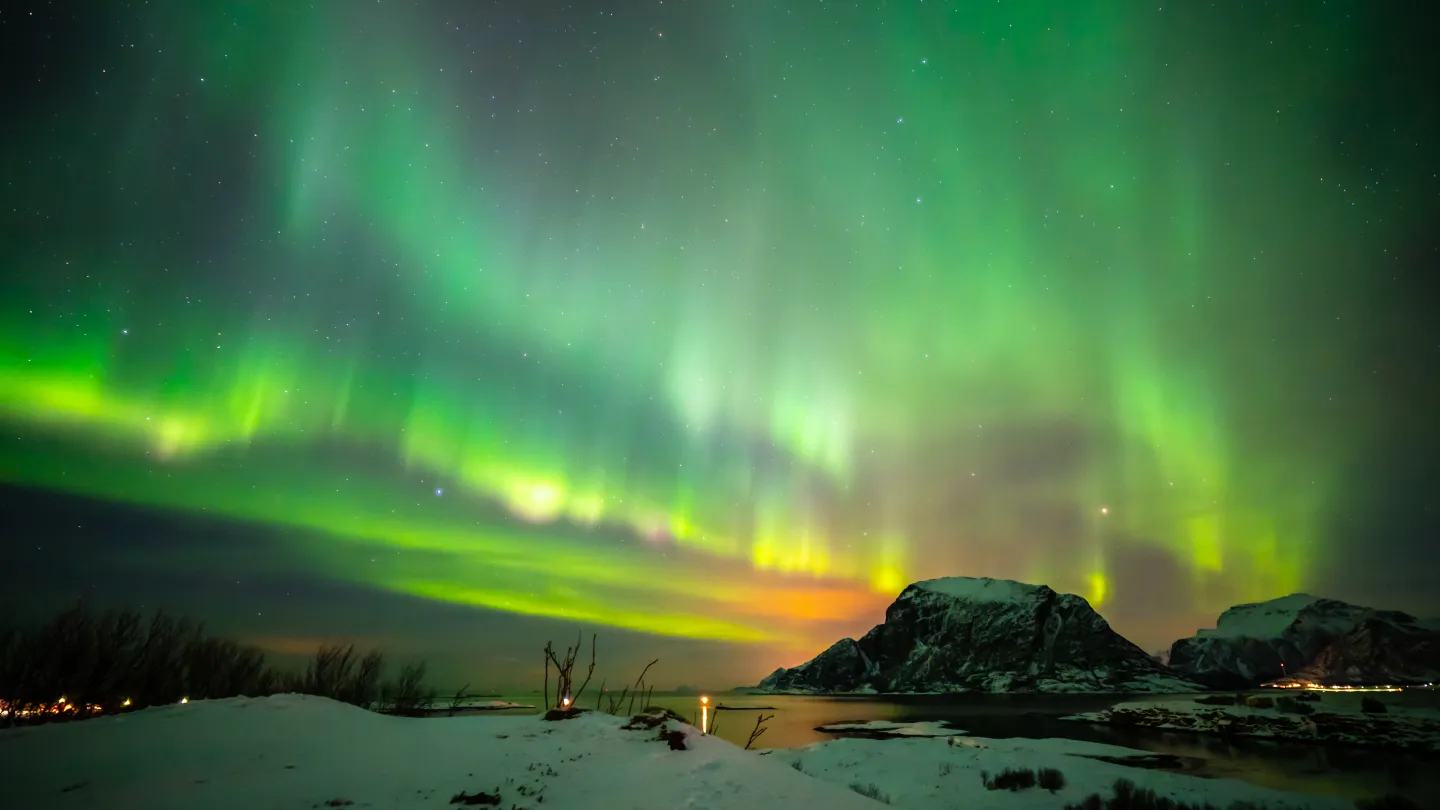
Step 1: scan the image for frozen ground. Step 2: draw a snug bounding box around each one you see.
[775,734,1352,810]
[0,694,1353,810]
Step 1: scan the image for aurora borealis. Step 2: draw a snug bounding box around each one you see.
[2,1,1437,686]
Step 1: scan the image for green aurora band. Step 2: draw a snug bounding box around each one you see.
[1,2,1425,653]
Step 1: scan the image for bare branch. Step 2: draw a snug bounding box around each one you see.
[571,634,597,705]
[745,713,775,750]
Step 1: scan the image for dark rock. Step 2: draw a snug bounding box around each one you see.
[758,577,1201,694]
[542,707,585,721]
[449,790,501,806]
[621,708,687,730]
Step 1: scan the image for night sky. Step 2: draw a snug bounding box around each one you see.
[2,1,1437,689]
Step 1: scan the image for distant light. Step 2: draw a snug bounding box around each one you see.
[58,696,66,704]
[122,698,131,707]
[181,697,189,704]
[435,488,443,496]
[700,696,708,705]
[1100,507,1108,515]
[561,696,571,708]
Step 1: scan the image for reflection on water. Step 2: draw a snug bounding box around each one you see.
[482,691,1439,805]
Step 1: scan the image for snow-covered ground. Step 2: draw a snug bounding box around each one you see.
[0,694,1352,810]
[0,695,882,810]
[774,734,1351,810]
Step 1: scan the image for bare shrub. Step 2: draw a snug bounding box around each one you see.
[183,636,267,698]
[447,683,469,715]
[0,602,421,726]
[744,713,775,750]
[449,790,501,806]
[303,644,385,707]
[1063,777,1294,810]
[848,782,890,803]
[1038,767,1066,792]
[383,662,434,716]
[603,657,659,715]
[543,633,596,710]
[983,767,1038,791]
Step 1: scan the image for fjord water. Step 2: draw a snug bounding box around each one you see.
[482,691,1440,805]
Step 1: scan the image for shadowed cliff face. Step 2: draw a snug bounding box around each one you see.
[759,578,1200,694]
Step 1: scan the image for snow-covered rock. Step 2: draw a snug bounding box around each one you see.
[1169,594,1440,687]
[758,577,1202,694]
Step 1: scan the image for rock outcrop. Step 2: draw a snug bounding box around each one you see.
[759,577,1201,694]
[1168,594,1440,687]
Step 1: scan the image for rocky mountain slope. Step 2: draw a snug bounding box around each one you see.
[758,577,1201,694]
[1168,594,1440,687]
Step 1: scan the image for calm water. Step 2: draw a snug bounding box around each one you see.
[470,690,1440,805]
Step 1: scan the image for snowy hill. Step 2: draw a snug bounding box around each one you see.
[758,577,1201,694]
[1169,594,1440,687]
[0,694,885,810]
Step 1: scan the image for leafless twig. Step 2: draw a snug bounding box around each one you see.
[627,658,659,715]
[572,634,597,705]
[745,713,775,750]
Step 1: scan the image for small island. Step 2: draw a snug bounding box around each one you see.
[1065,691,1440,751]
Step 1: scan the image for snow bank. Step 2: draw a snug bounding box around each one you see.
[777,734,1351,810]
[0,695,882,810]
[909,577,1040,604]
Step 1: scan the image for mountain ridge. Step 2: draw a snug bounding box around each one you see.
[1169,594,1440,687]
[758,577,1201,694]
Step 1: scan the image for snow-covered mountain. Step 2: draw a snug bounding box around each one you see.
[758,577,1201,694]
[1168,594,1440,687]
